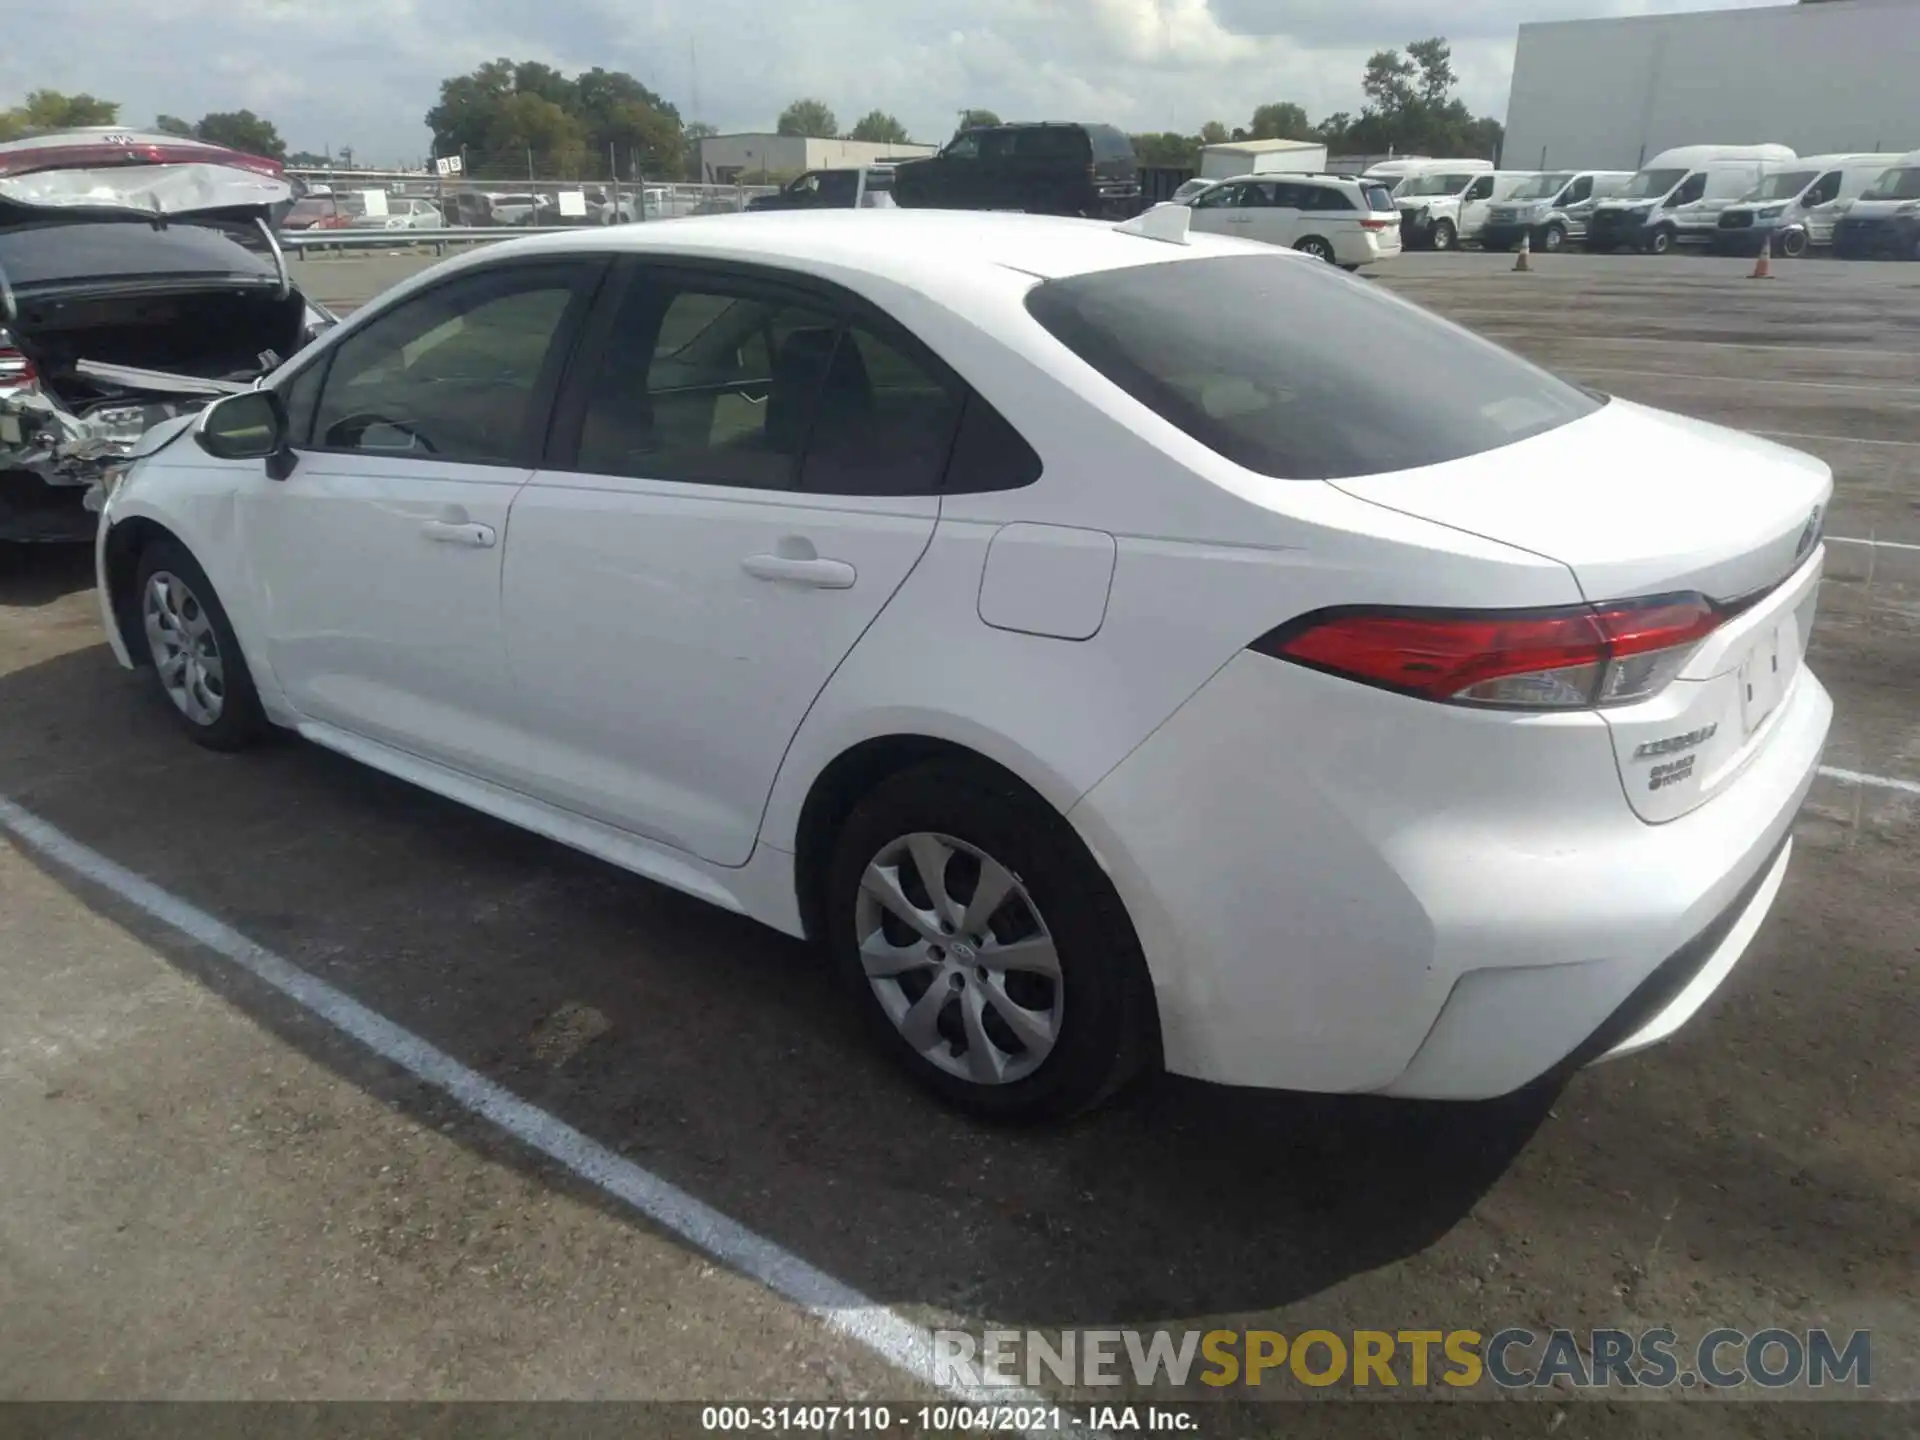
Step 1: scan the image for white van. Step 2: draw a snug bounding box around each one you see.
[1479,170,1634,252]
[1392,166,1532,251]
[1831,150,1920,260]
[1713,154,1909,256]
[1587,144,1797,254]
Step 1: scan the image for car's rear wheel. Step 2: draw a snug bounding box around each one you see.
[1430,219,1457,251]
[135,538,266,751]
[825,760,1154,1121]
[1294,236,1336,264]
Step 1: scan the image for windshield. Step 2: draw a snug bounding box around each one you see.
[1506,173,1576,201]
[1024,254,1602,481]
[1399,172,1474,197]
[1861,166,1920,201]
[1620,167,1687,199]
[1744,170,1818,202]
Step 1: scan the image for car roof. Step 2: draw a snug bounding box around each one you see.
[471,208,1278,285]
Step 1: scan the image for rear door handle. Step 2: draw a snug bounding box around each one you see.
[421,519,497,548]
[741,554,856,589]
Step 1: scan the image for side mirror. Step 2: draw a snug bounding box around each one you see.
[195,389,288,462]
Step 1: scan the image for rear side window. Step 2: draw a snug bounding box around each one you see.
[1025,254,1603,481]
[1299,185,1354,212]
[1364,184,1395,212]
[1013,128,1090,161]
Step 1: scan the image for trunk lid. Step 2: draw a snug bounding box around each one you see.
[1332,398,1832,822]
[0,162,291,229]
[1329,398,1831,605]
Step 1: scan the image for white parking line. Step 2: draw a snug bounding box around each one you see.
[1756,429,1920,450]
[1576,366,1918,396]
[0,796,1073,1425]
[1819,766,1920,797]
[1827,535,1920,553]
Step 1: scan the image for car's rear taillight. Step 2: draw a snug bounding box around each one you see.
[1251,596,1724,710]
[1359,218,1396,231]
[0,344,36,389]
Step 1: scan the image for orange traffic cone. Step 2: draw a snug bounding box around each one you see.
[1750,242,1774,280]
[1514,231,1532,272]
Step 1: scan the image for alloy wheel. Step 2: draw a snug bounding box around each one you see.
[142,570,226,726]
[854,831,1063,1086]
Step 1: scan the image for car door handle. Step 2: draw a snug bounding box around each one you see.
[741,554,857,589]
[421,519,497,548]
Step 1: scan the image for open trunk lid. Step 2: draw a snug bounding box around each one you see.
[1332,398,1832,822]
[0,161,291,229]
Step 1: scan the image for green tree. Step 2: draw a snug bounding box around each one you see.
[154,114,195,138]
[0,88,120,139]
[1129,132,1200,168]
[683,120,717,180]
[192,109,287,161]
[958,108,1001,130]
[848,110,909,144]
[287,150,331,168]
[776,98,839,138]
[1199,120,1229,146]
[1248,102,1311,141]
[425,58,682,179]
[1334,36,1502,160]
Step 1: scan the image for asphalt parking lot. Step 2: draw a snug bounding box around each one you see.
[2,246,1916,1433]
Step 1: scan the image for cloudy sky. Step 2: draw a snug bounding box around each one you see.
[8,0,1785,163]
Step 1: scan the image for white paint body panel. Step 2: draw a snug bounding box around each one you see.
[97,210,1833,1100]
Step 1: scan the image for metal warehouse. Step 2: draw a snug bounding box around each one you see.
[1502,0,1920,174]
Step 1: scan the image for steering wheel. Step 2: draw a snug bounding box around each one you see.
[324,411,439,454]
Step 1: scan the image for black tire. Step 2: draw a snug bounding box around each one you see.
[1295,236,1336,264]
[1646,225,1677,255]
[1778,229,1808,259]
[1430,219,1457,252]
[133,537,268,751]
[824,759,1156,1122]
[1541,222,1567,253]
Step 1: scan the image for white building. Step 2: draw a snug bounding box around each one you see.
[1503,0,1920,174]
[1196,138,1331,180]
[697,134,938,184]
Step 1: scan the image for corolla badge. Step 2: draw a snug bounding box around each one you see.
[1796,505,1822,559]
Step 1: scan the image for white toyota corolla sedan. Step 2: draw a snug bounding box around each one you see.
[94,208,1832,1120]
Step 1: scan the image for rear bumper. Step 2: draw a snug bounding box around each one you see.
[1069,652,1830,1098]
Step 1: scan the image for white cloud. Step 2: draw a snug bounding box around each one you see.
[2,0,1788,162]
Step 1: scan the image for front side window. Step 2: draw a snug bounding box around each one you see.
[1192,183,1241,210]
[1804,171,1842,206]
[1562,176,1593,204]
[1025,254,1603,481]
[1465,176,1495,201]
[944,133,982,161]
[1667,172,1707,206]
[308,263,583,464]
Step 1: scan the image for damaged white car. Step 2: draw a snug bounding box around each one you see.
[0,134,335,542]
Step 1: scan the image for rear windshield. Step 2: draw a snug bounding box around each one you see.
[1024,254,1602,480]
[1363,184,1395,212]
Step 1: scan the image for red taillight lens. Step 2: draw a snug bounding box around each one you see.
[1253,596,1722,710]
[0,346,37,388]
[1359,218,1395,231]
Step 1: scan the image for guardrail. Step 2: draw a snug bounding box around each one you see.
[282,224,607,255]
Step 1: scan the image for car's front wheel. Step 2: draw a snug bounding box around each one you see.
[1541,222,1567,253]
[825,760,1155,1121]
[1646,225,1678,255]
[1430,219,1457,251]
[135,537,267,751]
